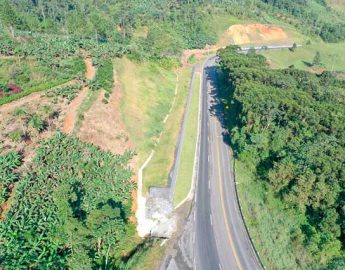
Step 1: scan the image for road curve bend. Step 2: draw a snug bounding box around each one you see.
[194,56,262,270]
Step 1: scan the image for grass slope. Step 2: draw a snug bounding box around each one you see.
[116,58,192,193]
[142,67,192,193]
[173,73,200,206]
[262,42,345,72]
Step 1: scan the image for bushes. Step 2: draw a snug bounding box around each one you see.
[320,23,345,42]
[8,129,23,142]
[45,83,82,103]
[95,60,114,93]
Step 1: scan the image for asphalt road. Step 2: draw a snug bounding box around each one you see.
[194,57,262,270]
[240,44,301,52]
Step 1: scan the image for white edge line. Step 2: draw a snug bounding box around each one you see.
[160,239,168,246]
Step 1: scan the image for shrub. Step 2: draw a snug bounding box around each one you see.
[7,83,22,94]
[8,130,23,142]
[12,107,27,117]
[29,114,45,132]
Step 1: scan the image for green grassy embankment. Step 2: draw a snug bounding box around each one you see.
[173,73,201,207]
[116,58,192,194]
[262,41,345,72]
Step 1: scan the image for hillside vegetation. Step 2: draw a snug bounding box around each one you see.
[1,0,345,269]
[259,0,345,42]
[218,46,345,269]
[0,57,84,104]
[1,0,345,62]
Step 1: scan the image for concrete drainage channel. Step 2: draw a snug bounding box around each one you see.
[136,65,198,239]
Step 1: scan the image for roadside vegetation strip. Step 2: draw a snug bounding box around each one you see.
[173,73,201,207]
[115,57,192,193]
[235,161,309,270]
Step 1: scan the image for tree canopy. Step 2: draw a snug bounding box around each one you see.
[218,46,345,268]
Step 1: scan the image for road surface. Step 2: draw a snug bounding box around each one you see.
[194,56,262,270]
[240,44,301,52]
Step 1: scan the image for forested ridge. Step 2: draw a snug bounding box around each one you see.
[1,0,345,62]
[218,46,345,268]
[260,0,345,42]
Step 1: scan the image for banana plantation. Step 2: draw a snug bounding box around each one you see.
[0,151,21,205]
[0,133,137,269]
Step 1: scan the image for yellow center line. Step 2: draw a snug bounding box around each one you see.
[214,120,244,270]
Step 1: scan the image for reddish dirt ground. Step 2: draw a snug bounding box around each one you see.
[181,23,292,65]
[0,190,15,219]
[225,23,289,45]
[62,87,88,134]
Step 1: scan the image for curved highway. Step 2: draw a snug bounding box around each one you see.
[194,56,262,270]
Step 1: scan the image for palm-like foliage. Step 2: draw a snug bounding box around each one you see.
[0,151,21,204]
[0,132,136,269]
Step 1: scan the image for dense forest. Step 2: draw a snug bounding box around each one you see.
[217,46,345,268]
[260,0,345,42]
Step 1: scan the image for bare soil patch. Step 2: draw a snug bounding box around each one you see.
[327,0,345,9]
[224,23,289,45]
[181,23,293,65]
[84,57,96,80]
[78,86,134,157]
[62,87,88,134]
[0,189,15,219]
